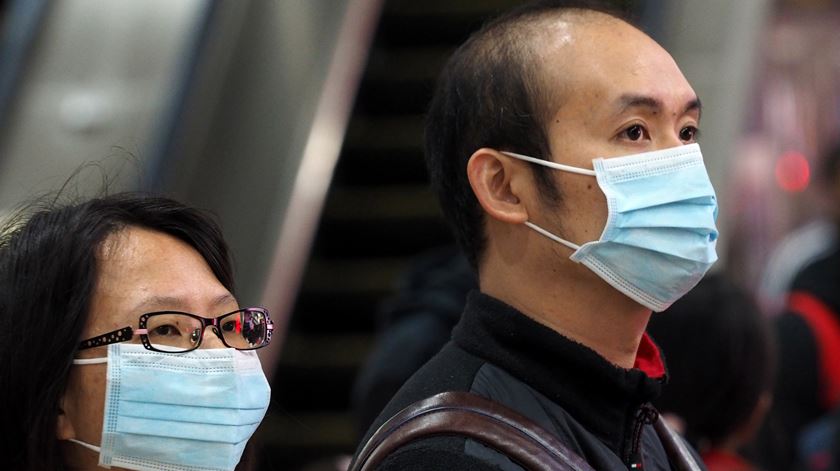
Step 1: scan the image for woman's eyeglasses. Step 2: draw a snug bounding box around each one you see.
[77,307,274,353]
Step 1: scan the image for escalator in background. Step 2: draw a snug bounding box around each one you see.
[261,1,529,469]
[0,0,211,214]
[0,0,765,468]
[265,1,675,468]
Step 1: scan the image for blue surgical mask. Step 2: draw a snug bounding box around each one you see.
[69,343,270,471]
[502,143,718,311]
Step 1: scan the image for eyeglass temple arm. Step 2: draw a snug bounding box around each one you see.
[77,326,148,350]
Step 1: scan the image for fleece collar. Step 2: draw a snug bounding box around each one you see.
[452,291,667,453]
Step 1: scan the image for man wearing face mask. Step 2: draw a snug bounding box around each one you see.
[351,1,717,470]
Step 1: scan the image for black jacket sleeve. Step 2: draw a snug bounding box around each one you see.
[377,439,503,471]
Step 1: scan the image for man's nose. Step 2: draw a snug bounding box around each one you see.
[658,132,688,150]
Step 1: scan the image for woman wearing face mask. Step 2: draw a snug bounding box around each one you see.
[0,193,273,471]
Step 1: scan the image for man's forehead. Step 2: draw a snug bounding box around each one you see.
[537,12,658,69]
[536,13,695,118]
[540,17,575,48]
[531,9,629,53]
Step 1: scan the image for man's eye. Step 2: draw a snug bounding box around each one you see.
[680,126,699,142]
[623,124,646,141]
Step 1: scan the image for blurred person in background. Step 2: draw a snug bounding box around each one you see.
[351,246,475,439]
[648,274,775,471]
[351,0,718,468]
[762,142,840,471]
[757,144,840,316]
[0,193,273,471]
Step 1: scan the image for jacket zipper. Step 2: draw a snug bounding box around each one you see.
[627,404,659,469]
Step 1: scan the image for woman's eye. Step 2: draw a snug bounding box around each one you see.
[622,124,646,141]
[680,126,699,142]
[152,325,179,336]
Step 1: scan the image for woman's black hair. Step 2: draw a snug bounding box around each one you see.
[0,192,234,470]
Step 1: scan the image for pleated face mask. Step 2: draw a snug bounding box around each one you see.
[502,143,718,311]
[70,343,271,471]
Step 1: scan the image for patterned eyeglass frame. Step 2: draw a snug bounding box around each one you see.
[77,307,274,353]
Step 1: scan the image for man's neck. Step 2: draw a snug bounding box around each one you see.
[479,258,652,369]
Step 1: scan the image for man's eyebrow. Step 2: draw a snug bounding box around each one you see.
[685,97,702,119]
[615,94,702,119]
[616,94,662,115]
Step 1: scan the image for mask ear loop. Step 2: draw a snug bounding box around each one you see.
[500,151,597,176]
[524,221,581,252]
[67,438,102,453]
[500,150,593,252]
[66,355,107,452]
[72,357,107,365]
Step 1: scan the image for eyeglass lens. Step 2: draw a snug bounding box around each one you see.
[220,309,268,349]
[145,310,268,352]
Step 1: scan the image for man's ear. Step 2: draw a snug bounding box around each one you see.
[56,394,76,441]
[467,148,530,224]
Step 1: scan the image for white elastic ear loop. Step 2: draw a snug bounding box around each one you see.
[500,150,591,252]
[501,151,597,176]
[72,357,107,365]
[67,438,102,453]
[524,221,581,252]
[66,358,106,454]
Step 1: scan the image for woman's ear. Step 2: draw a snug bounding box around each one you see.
[467,148,530,224]
[56,394,76,441]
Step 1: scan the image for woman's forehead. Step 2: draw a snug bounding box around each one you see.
[87,226,234,332]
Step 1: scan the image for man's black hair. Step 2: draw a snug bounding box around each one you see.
[424,0,634,270]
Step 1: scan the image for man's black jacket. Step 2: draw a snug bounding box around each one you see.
[353,291,703,470]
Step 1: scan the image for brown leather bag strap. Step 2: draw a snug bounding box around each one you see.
[349,391,596,471]
[653,415,704,471]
